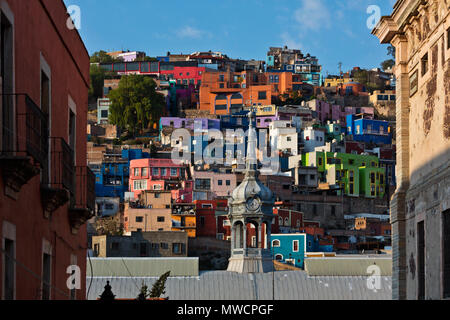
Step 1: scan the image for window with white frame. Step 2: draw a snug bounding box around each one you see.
[170,168,178,176]
[293,240,299,252]
[133,180,147,191]
[272,239,281,247]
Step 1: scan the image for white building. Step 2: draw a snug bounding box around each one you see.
[269,120,299,156]
[302,127,325,153]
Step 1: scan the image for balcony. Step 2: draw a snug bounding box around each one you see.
[41,138,74,218]
[0,94,48,197]
[69,166,96,234]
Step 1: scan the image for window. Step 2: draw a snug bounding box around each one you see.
[154,193,161,199]
[272,240,281,247]
[3,238,15,300]
[418,221,425,300]
[219,75,225,82]
[139,243,147,256]
[258,91,267,100]
[218,180,223,186]
[153,184,162,190]
[170,168,178,176]
[275,254,283,261]
[226,180,231,186]
[134,168,140,177]
[421,53,428,76]
[160,243,168,249]
[285,217,289,225]
[161,168,167,176]
[152,168,159,176]
[41,252,51,300]
[133,180,147,191]
[287,137,292,142]
[444,210,450,298]
[293,240,299,252]
[173,243,182,254]
[195,179,211,190]
[370,172,376,184]
[136,216,143,223]
[157,217,165,222]
[278,217,283,226]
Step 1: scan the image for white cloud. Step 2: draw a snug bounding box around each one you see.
[293,0,331,31]
[281,32,303,50]
[177,26,209,39]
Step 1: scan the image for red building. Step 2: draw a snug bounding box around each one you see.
[195,199,228,238]
[160,65,206,86]
[0,0,92,300]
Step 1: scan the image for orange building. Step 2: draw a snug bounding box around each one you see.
[266,71,314,101]
[199,70,271,115]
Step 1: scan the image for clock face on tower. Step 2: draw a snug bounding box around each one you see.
[246,196,261,211]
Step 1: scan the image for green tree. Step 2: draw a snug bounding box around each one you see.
[381,59,395,71]
[108,75,165,137]
[89,64,105,102]
[137,282,149,301]
[90,50,123,63]
[387,45,396,59]
[149,271,170,299]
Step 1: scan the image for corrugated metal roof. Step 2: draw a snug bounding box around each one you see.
[87,258,199,277]
[86,271,392,300]
[305,257,392,276]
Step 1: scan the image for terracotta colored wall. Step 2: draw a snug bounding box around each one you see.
[0,0,90,300]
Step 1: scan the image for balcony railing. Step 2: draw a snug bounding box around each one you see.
[49,137,75,194]
[72,166,96,213]
[0,94,48,166]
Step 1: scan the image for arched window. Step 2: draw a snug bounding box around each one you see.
[275,254,283,261]
[272,240,281,247]
[231,93,243,100]
[278,217,283,226]
[216,94,227,101]
[284,217,289,226]
[296,220,301,227]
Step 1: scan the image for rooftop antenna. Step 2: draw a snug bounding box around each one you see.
[338,62,343,79]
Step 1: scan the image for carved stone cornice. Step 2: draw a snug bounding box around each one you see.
[68,208,94,235]
[40,186,70,219]
[1,157,40,198]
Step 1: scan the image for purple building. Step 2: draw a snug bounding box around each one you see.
[159,117,221,132]
[308,99,374,125]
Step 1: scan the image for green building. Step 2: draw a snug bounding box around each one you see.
[302,151,385,198]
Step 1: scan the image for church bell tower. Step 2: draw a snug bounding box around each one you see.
[227,109,275,273]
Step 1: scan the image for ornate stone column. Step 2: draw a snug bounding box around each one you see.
[390,33,410,300]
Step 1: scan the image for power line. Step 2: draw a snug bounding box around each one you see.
[0,247,71,299]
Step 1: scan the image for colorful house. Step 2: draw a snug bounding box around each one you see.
[270,233,332,269]
[346,115,392,145]
[129,158,192,201]
[303,152,386,198]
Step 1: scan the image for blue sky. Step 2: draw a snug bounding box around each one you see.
[64,0,396,75]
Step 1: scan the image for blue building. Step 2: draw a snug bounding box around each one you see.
[346,115,392,145]
[271,233,333,268]
[92,149,149,200]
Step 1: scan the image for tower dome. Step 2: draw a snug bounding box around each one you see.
[227,109,275,274]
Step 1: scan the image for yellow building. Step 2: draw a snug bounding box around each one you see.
[171,203,196,238]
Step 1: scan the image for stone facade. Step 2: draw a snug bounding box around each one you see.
[373,0,450,300]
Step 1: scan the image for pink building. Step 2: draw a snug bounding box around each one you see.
[129,159,192,202]
[308,99,374,124]
[193,171,237,200]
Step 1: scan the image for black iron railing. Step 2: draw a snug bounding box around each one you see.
[49,137,74,194]
[0,94,48,167]
[72,166,96,213]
